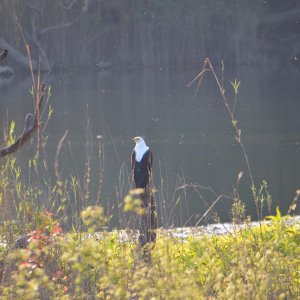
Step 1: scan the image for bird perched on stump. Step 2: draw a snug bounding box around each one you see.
[132,136,153,189]
[131,137,156,247]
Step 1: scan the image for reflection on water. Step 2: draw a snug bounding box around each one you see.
[1,66,300,227]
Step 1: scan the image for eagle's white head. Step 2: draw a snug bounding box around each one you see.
[133,136,149,162]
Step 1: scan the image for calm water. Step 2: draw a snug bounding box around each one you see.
[1,66,300,227]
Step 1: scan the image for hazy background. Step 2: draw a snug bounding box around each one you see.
[1,0,300,227]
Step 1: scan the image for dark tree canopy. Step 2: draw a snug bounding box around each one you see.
[0,1,299,72]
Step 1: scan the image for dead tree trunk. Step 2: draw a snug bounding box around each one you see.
[139,186,157,248]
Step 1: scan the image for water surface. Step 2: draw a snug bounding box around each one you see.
[1,66,300,227]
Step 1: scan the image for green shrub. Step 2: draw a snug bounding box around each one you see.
[0,205,299,299]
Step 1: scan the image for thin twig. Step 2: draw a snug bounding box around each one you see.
[188,58,257,218]
[15,17,36,93]
[188,58,254,184]
[194,195,224,227]
[96,136,105,204]
[54,130,69,179]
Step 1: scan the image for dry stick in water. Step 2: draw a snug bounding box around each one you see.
[96,136,104,204]
[55,130,69,180]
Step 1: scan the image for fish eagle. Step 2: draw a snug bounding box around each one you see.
[131,136,156,247]
[131,136,153,189]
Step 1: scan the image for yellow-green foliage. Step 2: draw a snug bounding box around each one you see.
[81,205,108,233]
[0,209,299,299]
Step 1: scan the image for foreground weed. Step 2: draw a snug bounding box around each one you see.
[0,207,299,299]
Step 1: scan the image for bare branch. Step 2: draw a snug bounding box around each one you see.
[25,0,47,14]
[0,83,47,158]
[25,2,43,14]
[29,19,52,72]
[59,0,78,11]
[40,14,82,34]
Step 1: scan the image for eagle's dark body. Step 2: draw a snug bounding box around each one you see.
[131,149,153,188]
[131,141,156,248]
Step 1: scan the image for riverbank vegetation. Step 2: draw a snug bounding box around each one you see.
[1,39,299,297]
[0,204,299,299]
[0,82,299,300]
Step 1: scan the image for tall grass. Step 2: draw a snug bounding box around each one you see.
[0,56,299,299]
[0,204,299,299]
[188,58,277,222]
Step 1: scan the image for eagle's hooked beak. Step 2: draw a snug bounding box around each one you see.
[132,137,139,144]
